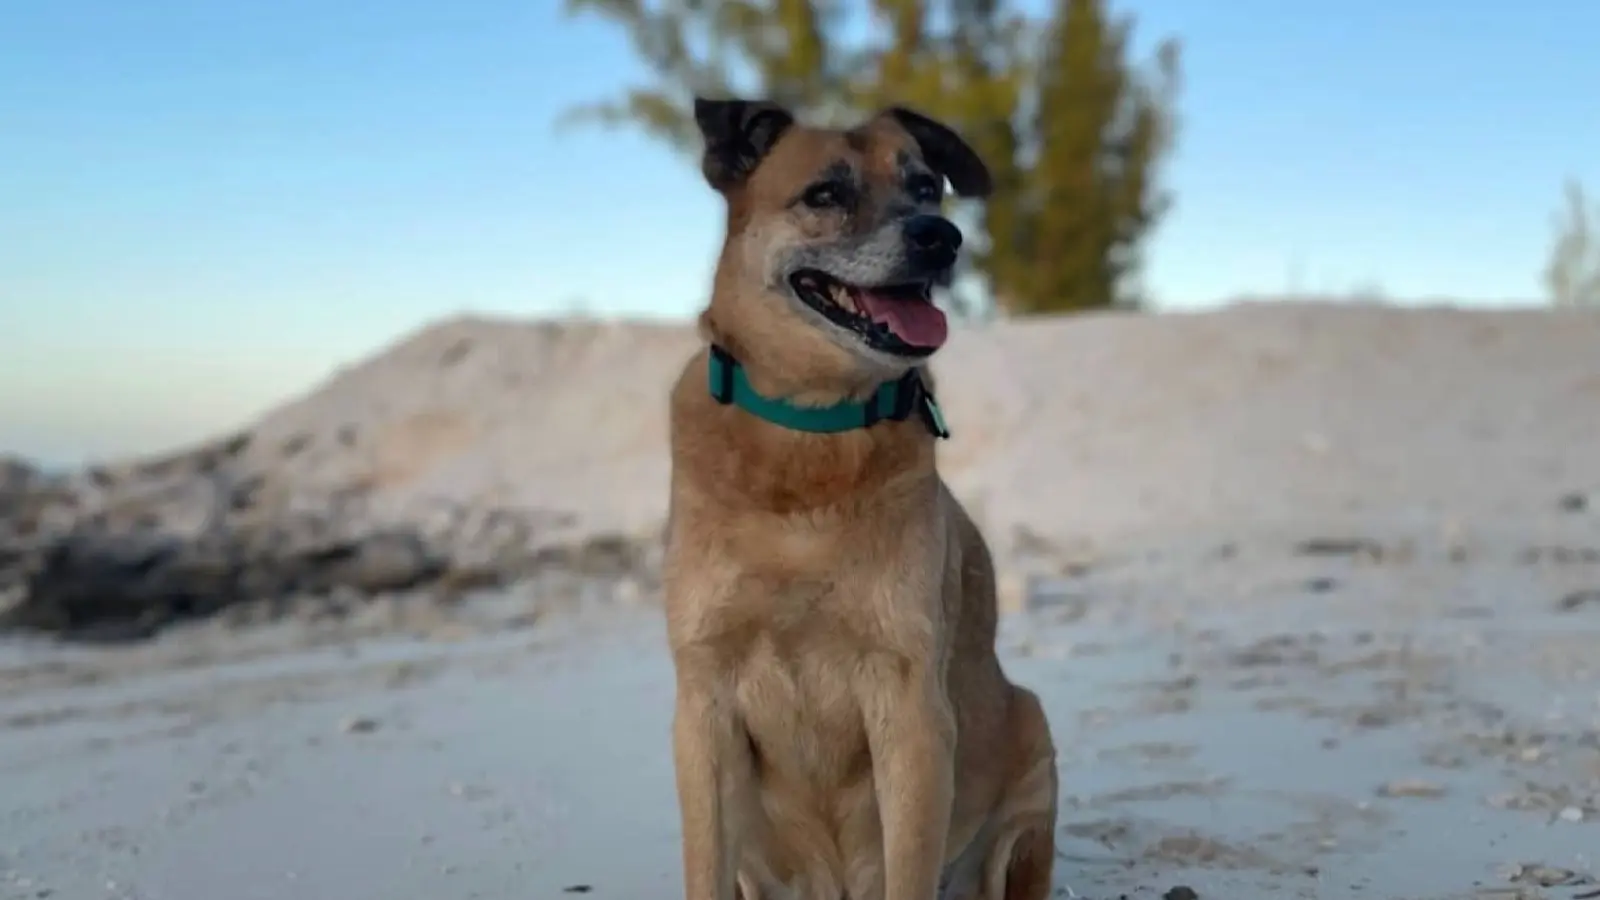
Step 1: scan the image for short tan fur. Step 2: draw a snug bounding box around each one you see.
[664,96,1059,900]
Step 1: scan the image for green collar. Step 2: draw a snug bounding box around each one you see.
[707,345,950,439]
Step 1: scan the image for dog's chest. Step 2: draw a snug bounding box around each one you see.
[732,608,874,786]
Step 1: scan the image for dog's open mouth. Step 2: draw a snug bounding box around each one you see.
[788,270,948,355]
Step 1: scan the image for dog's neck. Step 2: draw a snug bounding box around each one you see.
[705,344,947,440]
[697,309,905,408]
[676,302,942,513]
[673,351,939,516]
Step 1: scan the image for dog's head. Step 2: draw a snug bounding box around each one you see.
[695,97,991,384]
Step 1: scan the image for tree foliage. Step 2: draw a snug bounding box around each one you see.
[562,0,1180,316]
[1544,178,1600,307]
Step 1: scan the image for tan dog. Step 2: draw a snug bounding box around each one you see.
[663,96,1058,900]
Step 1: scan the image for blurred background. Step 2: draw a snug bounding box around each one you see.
[4,0,1599,463]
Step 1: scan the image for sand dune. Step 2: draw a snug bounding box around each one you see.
[233,300,1600,550]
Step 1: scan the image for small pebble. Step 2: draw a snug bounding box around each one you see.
[1378,778,1446,799]
[1557,806,1585,822]
[1524,865,1576,887]
[341,716,380,734]
[1558,589,1600,613]
[1495,863,1525,882]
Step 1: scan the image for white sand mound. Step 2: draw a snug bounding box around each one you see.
[228,301,1600,553]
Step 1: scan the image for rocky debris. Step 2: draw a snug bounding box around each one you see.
[1557,490,1594,514]
[1376,778,1447,799]
[1557,589,1600,613]
[1294,537,1386,561]
[1498,862,1595,889]
[0,440,660,642]
[3,522,445,638]
[1141,833,1280,869]
[1,458,74,587]
[1,455,48,500]
[341,716,381,734]
[1517,545,1600,566]
[1227,634,1323,668]
[1485,780,1600,820]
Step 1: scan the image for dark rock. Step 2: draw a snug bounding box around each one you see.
[1558,491,1591,513]
[220,432,253,457]
[1,445,658,641]
[228,475,267,511]
[311,530,445,594]
[1,456,45,493]
[0,519,449,639]
[533,532,648,577]
[1558,589,1600,613]
[3,514,657,641]
[439,338,473,367]
[1163,887,1200,900]
[1294,537,1385,560]
[3,530,183,634]
[1522,545,1600,565]
[341,715,381,734]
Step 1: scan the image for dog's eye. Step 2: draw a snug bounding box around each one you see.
[801,183,845,209]
[908,173,943,204]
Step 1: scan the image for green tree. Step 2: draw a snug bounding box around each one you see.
[562,0,1180,316]
[1544,178,1600,307]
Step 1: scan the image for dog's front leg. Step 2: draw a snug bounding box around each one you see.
[673,676,748,900]
[861,663,956,900]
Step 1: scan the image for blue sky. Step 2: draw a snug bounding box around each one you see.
[2,0,1597,463]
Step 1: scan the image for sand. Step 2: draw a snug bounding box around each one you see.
[3,301,1600,899]
[4,533,1599,900]
[195,299,1600,552]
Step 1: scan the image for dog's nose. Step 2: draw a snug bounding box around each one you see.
[903,215,962,269]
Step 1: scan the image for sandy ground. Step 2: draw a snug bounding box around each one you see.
[4,521,1599,900]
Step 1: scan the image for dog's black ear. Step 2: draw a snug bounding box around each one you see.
[885,107,993,199]
[693,96,795,192]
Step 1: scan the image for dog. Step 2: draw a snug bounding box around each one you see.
[661,95,1059,900]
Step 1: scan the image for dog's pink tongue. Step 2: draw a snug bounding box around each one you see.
[856,291,949,348]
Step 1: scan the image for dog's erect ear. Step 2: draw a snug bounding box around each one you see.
[693,96,795,192]
[885,107,993,199]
